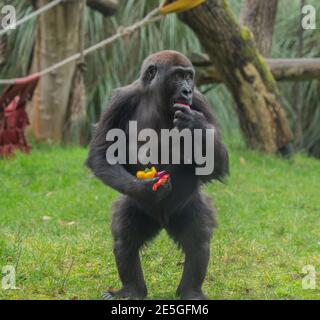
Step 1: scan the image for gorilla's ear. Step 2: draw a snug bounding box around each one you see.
[143,65,157,83]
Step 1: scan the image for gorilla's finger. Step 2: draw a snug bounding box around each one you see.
[162,179,172,191]
[140,177,159,184]
[155,178,172,201]
[102,291,115,300]
[174,110,190,120]
[173,104,192,114]
[174,121,190,131]
[174,110,184,117]
[173,118,186,129]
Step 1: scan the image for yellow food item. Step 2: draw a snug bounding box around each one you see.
[136,171,146,179]
[136,167,157,179]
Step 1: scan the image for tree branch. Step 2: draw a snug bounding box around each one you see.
[191,53,320,84]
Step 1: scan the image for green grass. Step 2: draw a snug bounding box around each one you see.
[0,143,320,300]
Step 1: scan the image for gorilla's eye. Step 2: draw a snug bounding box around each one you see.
[174,70,193,81]
[146,66,157,82]
[186,72,194,80]
[174,70,184,80]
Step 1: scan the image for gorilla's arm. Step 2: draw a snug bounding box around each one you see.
[191,91,229,183]
[86,84,143,197]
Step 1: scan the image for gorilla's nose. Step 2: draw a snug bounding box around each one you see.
[181,87,192,101]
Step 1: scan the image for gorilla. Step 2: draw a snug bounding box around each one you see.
[86,50,229,300]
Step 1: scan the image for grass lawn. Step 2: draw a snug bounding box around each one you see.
[0,141,320,300]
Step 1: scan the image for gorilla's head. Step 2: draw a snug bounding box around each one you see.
[140,50,195,109]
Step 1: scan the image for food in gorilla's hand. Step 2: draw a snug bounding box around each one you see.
[152,174,170,192]
[136,167,170,192]
[136,167,157,179]
[156,170,167,178]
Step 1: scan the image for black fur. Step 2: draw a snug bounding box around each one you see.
[86,50,229,300]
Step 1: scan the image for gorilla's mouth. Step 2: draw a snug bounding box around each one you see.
[173,100,190,107]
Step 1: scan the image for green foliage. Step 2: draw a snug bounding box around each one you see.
[0,0,36,92]
[272,0,320,157]
[0,145,320,299]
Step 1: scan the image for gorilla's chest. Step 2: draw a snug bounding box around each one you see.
[130,105,173,133]
[125,105,174,171]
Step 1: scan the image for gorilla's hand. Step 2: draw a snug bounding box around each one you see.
[131,177,172,203]
[153,175,172,202]
[173,105,207,131]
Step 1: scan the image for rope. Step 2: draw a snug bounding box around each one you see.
[78,0,86,69]
[0,0,64,37]
[0,7,162,85]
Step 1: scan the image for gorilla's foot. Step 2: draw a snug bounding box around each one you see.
[177,289,209,300]
[102,286,147,300]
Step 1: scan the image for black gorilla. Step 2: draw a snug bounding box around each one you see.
[86,50,229,300]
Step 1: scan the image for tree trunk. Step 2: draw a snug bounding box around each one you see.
[240,0,278,57]
[179,0,292,153]
[29,0,86,143]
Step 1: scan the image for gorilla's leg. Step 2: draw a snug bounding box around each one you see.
[166,195,216,300]
[103,196,161,300]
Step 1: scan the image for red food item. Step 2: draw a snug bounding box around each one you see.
[156,170,167,178]
[152,174,170,192]
[173,102,189,108]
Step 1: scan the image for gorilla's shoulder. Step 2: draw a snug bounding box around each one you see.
[107,80,142,113]
[112,80,142,98]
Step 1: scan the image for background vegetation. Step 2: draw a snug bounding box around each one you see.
[1,0,319,154]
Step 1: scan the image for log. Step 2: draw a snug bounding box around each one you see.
[266,58,320,81]
[87,0,118,16]
[190,53,320,84]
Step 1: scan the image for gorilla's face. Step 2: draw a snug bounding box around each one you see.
[140,51,195,110]
[165,65,195,106]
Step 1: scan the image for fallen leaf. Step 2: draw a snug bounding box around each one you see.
[239,157,246,165]
[58,220,77,226]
